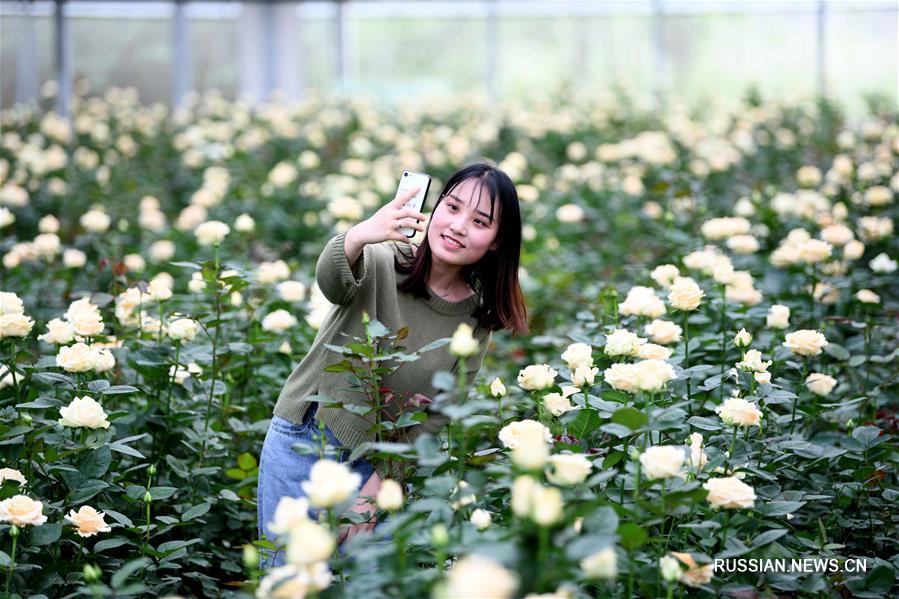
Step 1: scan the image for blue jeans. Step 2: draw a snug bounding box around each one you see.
[257,404,375,568]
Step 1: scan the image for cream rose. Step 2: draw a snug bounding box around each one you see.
[517,364,558,390]
[843,240,865,260]
[59,396,110,429]
[603,329,646,357]
[436,555,518,599]
[511,437,549,470]
[489,377,506,397]
[268,496,311,536]
[277,280,306,302]
[470,509,492,530]
[56,342,99,372]
[92,348,116,373]
[376,479,404,511]
[449,323,479,357]
[65,505,112,537]
[543,391,578,417]
[754,371,772,384]
[736,349,771,372]
[546,453,593,485]
[257,260,291,284]
[149,240,175,262]
[806,372,837,396]
[644,319,682,345]
[262,309,298,333]
[639,445,686,479]
[687,433,708,469]
[636,343,672,360]
[581,547,617,580]
[286,520,336,565]
[715,397,762,427]
[572,363,598,387]
[0,495,47,526]
[733,329,752,348]
[667,277,704,311]
[0,313,34,338]
[703,476,756,509]
[0,292,24,316]
[670,552,714,587]
[79,209,111,233]
[635,359,677,392]
[855,289,880,304]
[0,468,26,486]
[168,318,199,341]
[498,420,552,449]
[798,239,832,263]
[618,286,666,318]
[783,330,828,356]
[300,460,361,508]
[234,213,255,232]
[766,304,790,329]
[651,264,680,288]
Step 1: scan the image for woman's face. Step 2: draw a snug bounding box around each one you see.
[426,178,500,268]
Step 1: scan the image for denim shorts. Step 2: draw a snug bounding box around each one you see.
[257,404,375,568]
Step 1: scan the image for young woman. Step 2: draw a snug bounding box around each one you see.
[257,162,528,566]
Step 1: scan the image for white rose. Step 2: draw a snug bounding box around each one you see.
[437,555,518,599]
[149,240,175,262]
[703,476,756,509]
[123,254,145,273]
[798,239,832,263]
[262,309,298,333]
[687,433,708,469]
[864,185,893,206]
[498,419,552,449]
[530,484,564,526]
[727,234,759,254]
[517,364,557,390]
[635,343,672,360]
[79,209,111,233]
[234,213,255,232]
[63,248,87,268]
[651,264,680,288]
[715,397,762,427]
[736,349,771,372]
[546,453,593,485]
[560,342,593,370]
[277,280,306,302]
[572,363,599,387]
[69,310,104,337]
[806,372,837,396]
[604,329,646,357]
[543,390,578,417]
[257,260,291,284]
[618,286,666,318]
[511,437,549,470]
[470,509,492,530]
[285,520,335,565]
[820,224,854,246]
[581,547,617,580]
[0,207,15,229]
[644,319,682,345]
[733,329,752,348]
[168,318,199,341]
[376,479,404,511]
[489,377,506,397]
[0,313,34,338]
[0,495,47,527]
[449,323,479,357]
[33,233,61,258]
[766,304,790,329]
[56,342,99,372]
[869,253,897,273]
[147,278,172,302]
[59,395,110,429]
[603,363,641,394]
[843,240,865,260]
[634,359,677,392]
[855,289,880,304]
[0,468,26,486]
[268,495,311,536]
[194,220,230,246]
[667,277,704,311]
[639,445,686,479]
[783,329,828,356]
[556,203,585,223]
[300,459,361,508]
[660,555,682,582]
[92,347,116,373]
[256,563,332,599]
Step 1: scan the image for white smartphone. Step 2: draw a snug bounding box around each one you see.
[395,170,431,238]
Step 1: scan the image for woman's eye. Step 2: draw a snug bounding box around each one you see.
[447,204,458,211]
[474,218,484,226]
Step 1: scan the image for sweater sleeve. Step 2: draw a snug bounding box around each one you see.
[314,232,370,305]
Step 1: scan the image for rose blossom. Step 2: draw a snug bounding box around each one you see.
[498,420,552,449]
[715,397,762,427]
[59,396,110,429]
[517,364,557,390]
[0,495,47,526]
[65,505,112,537]
[703,476,756,509]
[783,330,828,356]
[639,446,686,479]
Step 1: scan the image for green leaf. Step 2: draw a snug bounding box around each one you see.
[15,397,63,409]
[148,486,178,500]
[111,557,151,588]
[30,522,62,546]
[225,468,247,480]
[611,407,648,431]
[101,385,139,395]
[602,452,625,469]
[87,379,111,393]
[181,502,212,521]
[617,522,647,551]
[417,338,451,353]
[33,372,75,387]
[852,426,882,448]
[601,389,630,404]
[569,408,602,439]
[95,538,130,552]
[365,319,390,338]
[752,528,788,547]
[0,551,9,567]
[81,446,112,479]
[237,452,257,471]
[110,443,146,459]
[324,360,354,373]
[824,343,850,361]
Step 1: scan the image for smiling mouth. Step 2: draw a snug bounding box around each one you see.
[442,235,465,248]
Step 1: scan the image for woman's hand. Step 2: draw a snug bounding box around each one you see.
[344,188,427,266]
[337,470,382,545]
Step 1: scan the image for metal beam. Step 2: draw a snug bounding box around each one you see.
[54,0,72,117]
[172,0,192,108]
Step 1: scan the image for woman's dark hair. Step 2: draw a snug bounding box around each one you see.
[394,162,529,335]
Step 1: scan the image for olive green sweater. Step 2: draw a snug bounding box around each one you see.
[272,232,492,469]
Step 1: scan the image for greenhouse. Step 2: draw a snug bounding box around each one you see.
[0,1,897,597]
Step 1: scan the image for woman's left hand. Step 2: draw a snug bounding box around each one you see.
[338,471,382,544]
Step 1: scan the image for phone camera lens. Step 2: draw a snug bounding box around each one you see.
[403,173,408,177]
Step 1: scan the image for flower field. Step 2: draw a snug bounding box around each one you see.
[0,87,897,598]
